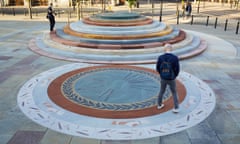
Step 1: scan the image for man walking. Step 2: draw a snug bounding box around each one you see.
[47,3,56,31]
[185,1,192,18]
[156,44,180,113]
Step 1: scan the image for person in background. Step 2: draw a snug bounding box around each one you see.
[181,0,185,18]
[47,3,56,32]
[156,44,180,113]
[186,1,192,18]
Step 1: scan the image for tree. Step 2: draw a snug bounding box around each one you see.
[126,0,137,12]
[26,0,32,19]
[76,0,83,20]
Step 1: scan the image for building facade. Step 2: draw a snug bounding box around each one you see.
[1,0,119,6]
[0,0,237,7]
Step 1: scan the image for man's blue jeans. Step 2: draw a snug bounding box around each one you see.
[158,79,179,109]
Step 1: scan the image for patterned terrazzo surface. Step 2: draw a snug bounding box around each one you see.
[38,65,186,118]
[17,63,215,140]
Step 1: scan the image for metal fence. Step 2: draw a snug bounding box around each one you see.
[0,2,239,34]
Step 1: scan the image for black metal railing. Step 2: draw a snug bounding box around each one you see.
[0,4,239,34]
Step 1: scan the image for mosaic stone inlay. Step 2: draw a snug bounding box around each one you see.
[17,63,216,140]
[47,65,186,118]
[61,67,163,110]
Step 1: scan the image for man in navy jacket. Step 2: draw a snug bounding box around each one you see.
[156,44,180,113]
[47,3,56,31]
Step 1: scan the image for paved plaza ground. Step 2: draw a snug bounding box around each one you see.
[0,2,240,144]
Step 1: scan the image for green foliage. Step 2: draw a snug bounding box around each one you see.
[126,0,137,8]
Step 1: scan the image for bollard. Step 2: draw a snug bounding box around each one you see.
[24,8,27,16]
[12,8,15,16]
[159,15,162,22]
[151,2,154,17]
[35,9,38,16]
[236,21,239,34]
[136,1,139,8]
[214,17,218,29]
[190,15,193,25]
[1,8,4,16]
[159,1,163,22]
[224,19,228,31]
[177,11,179,25]
[58,9,60,18]
[206,16,209,26]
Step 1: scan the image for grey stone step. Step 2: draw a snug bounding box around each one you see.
[29,31,204,64]
[56,28,180,45]
[69,20,166,35]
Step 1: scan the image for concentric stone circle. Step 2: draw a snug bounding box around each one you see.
[17,63,216,140]
[94,12,141,20]
[47,65,186,118]
[60,67,161,110]
[29,12,207,64]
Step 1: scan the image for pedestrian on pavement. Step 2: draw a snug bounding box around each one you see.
[181,0,185,18]
[186,1,192,18]
[156,44,180,113]
[47,3,56,31]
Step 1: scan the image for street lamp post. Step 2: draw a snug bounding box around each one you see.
[77,1,80,20]
[101,0,105,12]
[237,0,239,10]
[152,0,154,17]
[101,0,106,12]
[159,0,163,22]
[27,0,32,19]
[176,0,179,24]
[80,0,83,18]
[197,0,200,13]
[77,0,83,20]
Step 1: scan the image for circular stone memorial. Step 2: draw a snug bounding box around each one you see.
[17,63,216,140]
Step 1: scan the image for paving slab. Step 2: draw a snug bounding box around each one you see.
[187,121,222,144]
[218,134,240,144]
[7,131,45,144]
[160,132,191,144]
[40,130,71,144]
[70,137,100,144]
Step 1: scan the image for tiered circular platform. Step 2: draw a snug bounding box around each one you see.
[29,12,207,64]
